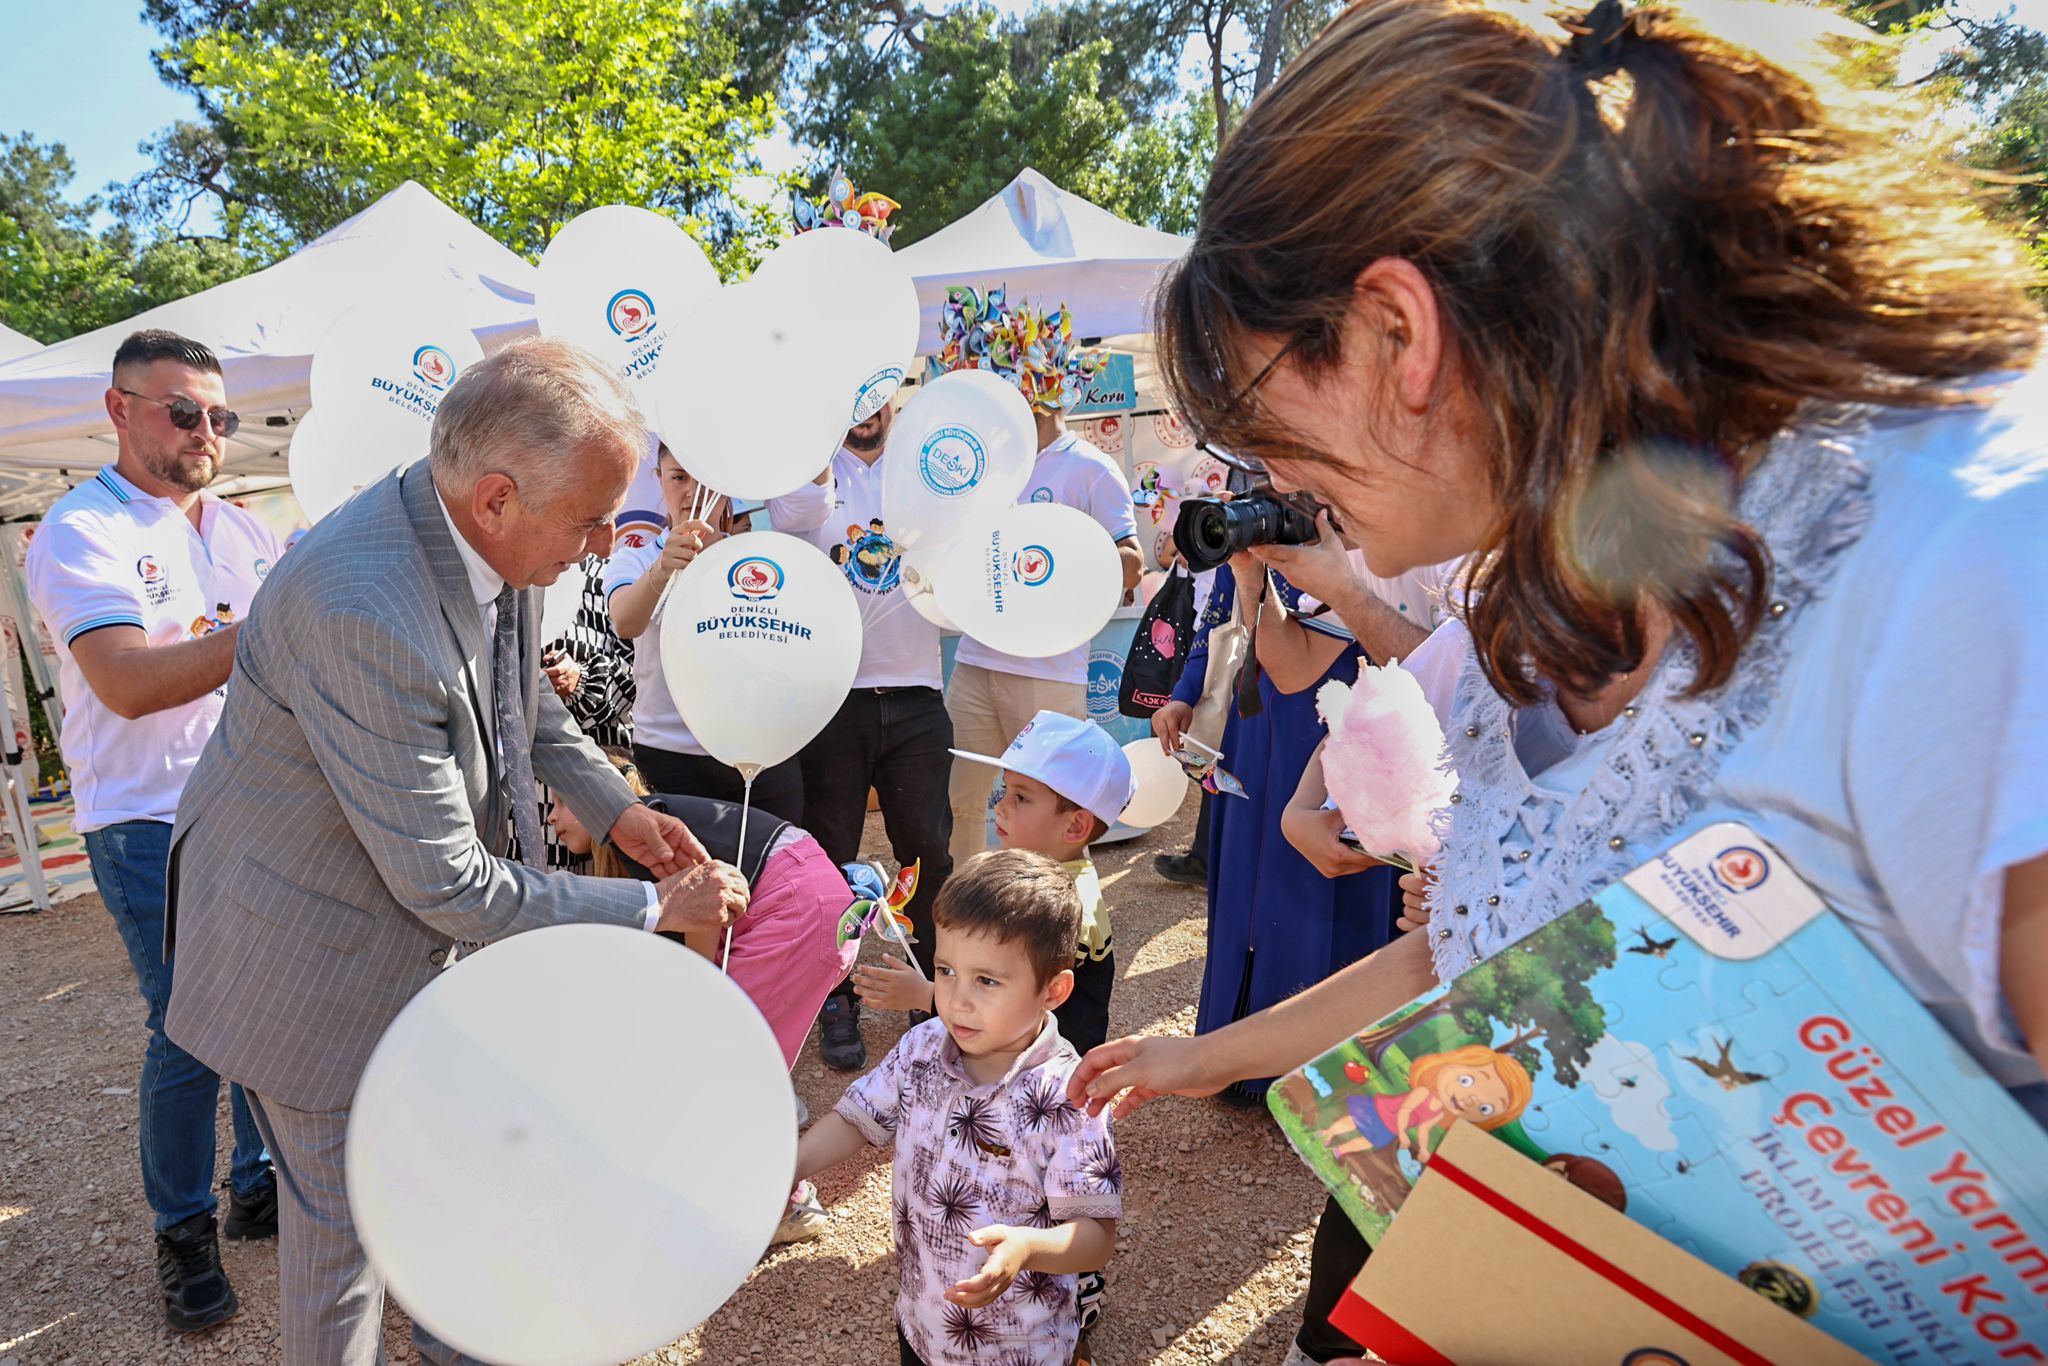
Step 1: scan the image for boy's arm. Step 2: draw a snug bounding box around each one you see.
[795,1112,870,1182]
[946,1217,1117,1308]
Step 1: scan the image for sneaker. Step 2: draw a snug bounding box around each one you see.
[908,1008,934,1030]
[770,1180,828,1246]
[1076,1268,1106,1331]
[156,1210,238,1333]
[1152,852,1207,887]
[819,994,866,1071]
[223,1172,278,1241]
[1280,1343,1320,1366]
[794,1093,811,1130]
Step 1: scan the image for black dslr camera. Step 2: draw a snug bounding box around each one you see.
[1171,453,1323,572]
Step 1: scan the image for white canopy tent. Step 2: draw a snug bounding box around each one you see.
[0,323,42,364]
[0,180,540,520]
[894,168,1191,356]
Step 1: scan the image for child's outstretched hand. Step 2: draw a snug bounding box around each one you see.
[946,1225,1037,1308]
[852,954,935,1014]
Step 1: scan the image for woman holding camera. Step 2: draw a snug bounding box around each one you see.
[1077,0,2047,1358]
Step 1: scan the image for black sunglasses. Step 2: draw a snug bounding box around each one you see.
[118,389,240,439]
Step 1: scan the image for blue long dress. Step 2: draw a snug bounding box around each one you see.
[1171,570,1402,1093]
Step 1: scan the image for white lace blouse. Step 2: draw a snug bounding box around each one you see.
[1411,368,2048,1089]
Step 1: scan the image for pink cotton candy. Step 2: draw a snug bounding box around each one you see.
[1317,660,1457,870]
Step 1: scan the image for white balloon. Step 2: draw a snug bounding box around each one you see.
[749,228,919,426]
[1119,738,1189,829]
[535,205,719,413]
[649,275,857,502]
[660,532,862,769]
[539,559,589,645]
[347,924,793,1366]
[897,550,960,632]
[286,410,405,524]
[933,503,1124,658]
[880,371,1037,559]
[309,299,485,465]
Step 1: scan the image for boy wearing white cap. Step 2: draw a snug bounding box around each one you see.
[854,709,1134,1055]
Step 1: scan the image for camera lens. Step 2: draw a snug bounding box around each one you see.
[1172,490,1321,572]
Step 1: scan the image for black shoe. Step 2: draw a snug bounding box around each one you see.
[224,1172,278,1241]
[1216,1081,1269,1110]
[156,1210,238,1333]
[819,994,866,1071]
[1153,852,1207,887]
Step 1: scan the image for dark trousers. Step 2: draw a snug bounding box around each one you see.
[800,687,953,988]
[1055,950,1115,1055]
[85,819,268,1230]
[631,744,804,828]
[897,1324,926,1365]
[1296,1194,1371,1360]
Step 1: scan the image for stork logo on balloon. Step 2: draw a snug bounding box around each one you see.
[607,289,658,340]
[728,556,784,602]
[411,346,458,392]
[1011,545,1055,587]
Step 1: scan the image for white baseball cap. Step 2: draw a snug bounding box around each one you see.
[950,710,1137,829]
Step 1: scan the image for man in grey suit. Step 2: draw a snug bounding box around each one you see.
[165,337,748,1365]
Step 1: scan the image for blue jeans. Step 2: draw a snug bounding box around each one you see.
[85,819,268,1231]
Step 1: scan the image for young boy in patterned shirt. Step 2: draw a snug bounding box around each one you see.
[855,709,1137,1053]
[796,849,1123,1366]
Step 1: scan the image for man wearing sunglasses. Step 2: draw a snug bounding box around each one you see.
[24,329,282,1334]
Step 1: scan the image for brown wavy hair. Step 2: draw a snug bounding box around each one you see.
[1160,0,2042,704]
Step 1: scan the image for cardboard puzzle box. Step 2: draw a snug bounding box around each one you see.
[1270,825,2048,1362]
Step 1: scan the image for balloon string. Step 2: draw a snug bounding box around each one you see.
[721,774,752,975]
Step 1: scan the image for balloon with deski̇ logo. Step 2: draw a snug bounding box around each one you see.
[309,298,485,466]
[747,226,919,427]
[534,205,720,415]
[933,502,1123,658]
[647,241,873,502]
[878,369,1036,559]
[346,923,794,1366]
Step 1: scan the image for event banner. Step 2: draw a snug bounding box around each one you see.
[1269,824,2048,1362]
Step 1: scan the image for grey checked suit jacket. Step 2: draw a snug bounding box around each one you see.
[164,460,650,1112]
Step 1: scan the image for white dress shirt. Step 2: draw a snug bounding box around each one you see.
[434,493,660,930]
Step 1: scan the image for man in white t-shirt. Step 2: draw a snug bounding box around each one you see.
[785,400,956,1070]
[946,400,1142,869]
[24,330,281,1335]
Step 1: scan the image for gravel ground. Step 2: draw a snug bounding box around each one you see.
[0,796,1336,1365]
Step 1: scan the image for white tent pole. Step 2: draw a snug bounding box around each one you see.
[0,650,50,913]
[0,528,59,730]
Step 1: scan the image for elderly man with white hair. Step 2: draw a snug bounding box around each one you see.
[164,337,749,1366]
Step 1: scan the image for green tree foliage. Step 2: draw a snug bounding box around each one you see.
[1843,0,2048,277]
[1446,911,1617,1089]
[819,7,1206,246]
[139,0,782,273]
[0,135,257,344]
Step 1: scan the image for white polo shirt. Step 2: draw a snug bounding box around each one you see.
[26,466,283,831]
[954,432,1137,685]
[791,446,942,690]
